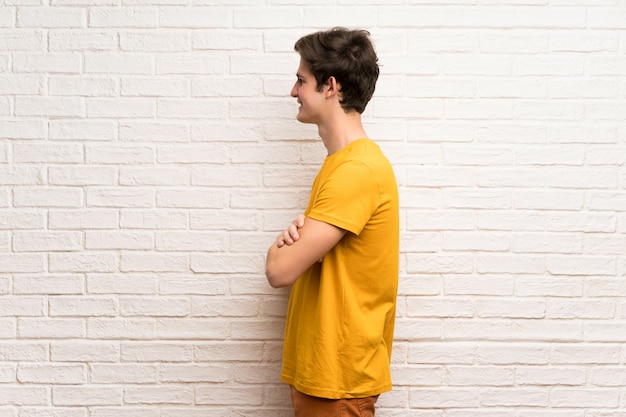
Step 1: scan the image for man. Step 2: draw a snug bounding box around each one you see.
[265,27,399,417]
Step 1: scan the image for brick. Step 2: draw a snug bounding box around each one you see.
[87,274,157,295]
[194,342,264,362]
[478,344,550,365]
[445,55,512,76]
[86,188,155,208]
[378,7,446,27]
[159,275,228,295]
[89,7,157,28]
[155,232,225,252]
[304,6,377,27]
[53,386,121,406]
[546,256,616,276]
[87,98,156,118]
[446,366,514,386]
[50,341,120,362]
[0,119,46,139]
[191,296,259,317]
[233,7,300,28]
[157,99,227,119]
[13,231,82,252]
[120,210,187,230]
[121,342,192,362]
[120,31,189,51]
[517,367,586,386]
[0,342,48,361]
[447,7,585,28]
[119,167,190,186]
[90,364,158,383]
[480,33,548,53]
[86,145,154,164]
[0,74,43,94]
[18,318,85,338]
[49,76,117,96]
[84,52,152,74]
[13,53,82,73]
[195,386,263,406]
[0,297,44,316]
[192,75,262,97]
[156,54,228,75]
[0,363,15,382]
[17,364,87,384]
[156,189,228,209]
[157,144,228,163]
[120,297,188,317]
[49,30,117,51]
[191,253,263,274]
[49,252,117,273]
[0,166,44,185]
[48,166,116,186]
[120,253,187,272]
[90,408,158,417]
[551,344,620,364]
[14,143,83,163]
[49,120,116,141]
[87,318,156,339]
[551,389,620,408]
[475,299,545,319]
[409,388,479,408]
[513,191,584,210]
[0,386,48,406]
[193,29,259,51]
[0,7,15,27]
[408,31,475,53]
[49,296,118,317]
[155,318,229,340]
[444,275,514,296]
[15,97,84,118]
[0,254,44,273]
[159,6,229,28]
[0,29,44,50]
[48,209,118,230]
[160,364,229,383]
[86,231,153,250]
[17,7,86,27]
[120,79,187,98]
[480,388,549,407]
[20,409,89,417]
[13,275,84,295]
[511,233,582,254]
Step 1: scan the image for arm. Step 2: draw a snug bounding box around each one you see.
[265,216,346,288]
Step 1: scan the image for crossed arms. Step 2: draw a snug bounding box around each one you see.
[265,214,346,288]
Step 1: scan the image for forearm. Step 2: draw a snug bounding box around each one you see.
[265,243,301,288]
[265,216,346,288]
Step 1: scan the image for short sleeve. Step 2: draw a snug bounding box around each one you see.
[307,161,380,236]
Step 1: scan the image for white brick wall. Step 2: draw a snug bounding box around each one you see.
[0,1,625,415]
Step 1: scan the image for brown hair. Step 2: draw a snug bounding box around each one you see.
[294,27,379,114]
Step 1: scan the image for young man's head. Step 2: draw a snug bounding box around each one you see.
[293,27,379,115]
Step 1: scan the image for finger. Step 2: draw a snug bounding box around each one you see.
[287,224,300,241]
[295,213,305,228]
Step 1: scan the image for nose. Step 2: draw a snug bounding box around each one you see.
[290,81,298,98]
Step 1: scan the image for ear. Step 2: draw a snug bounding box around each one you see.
[325,76,340,99]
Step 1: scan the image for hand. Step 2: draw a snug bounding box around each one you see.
[276,214,306,248]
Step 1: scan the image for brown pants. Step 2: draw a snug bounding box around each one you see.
[290,386,378,417]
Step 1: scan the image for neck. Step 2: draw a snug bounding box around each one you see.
[318,110,368,155]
